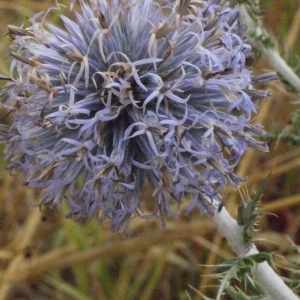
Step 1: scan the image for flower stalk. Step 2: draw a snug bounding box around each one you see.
[211,200,298,300]
[239,3,300,92]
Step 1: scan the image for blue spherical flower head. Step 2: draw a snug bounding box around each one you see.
[0,0,276,233]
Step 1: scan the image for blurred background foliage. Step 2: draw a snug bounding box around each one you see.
[0,0,299,299]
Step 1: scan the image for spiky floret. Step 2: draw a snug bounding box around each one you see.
[0,0,276,233]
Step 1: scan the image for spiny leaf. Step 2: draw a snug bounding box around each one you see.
[238,178,269,246]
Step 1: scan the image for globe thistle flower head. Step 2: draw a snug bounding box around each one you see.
[0,0,276,233]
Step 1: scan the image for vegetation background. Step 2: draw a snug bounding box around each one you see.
[0,0,299,299]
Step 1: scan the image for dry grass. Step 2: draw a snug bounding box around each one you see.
[0,0,299,299]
